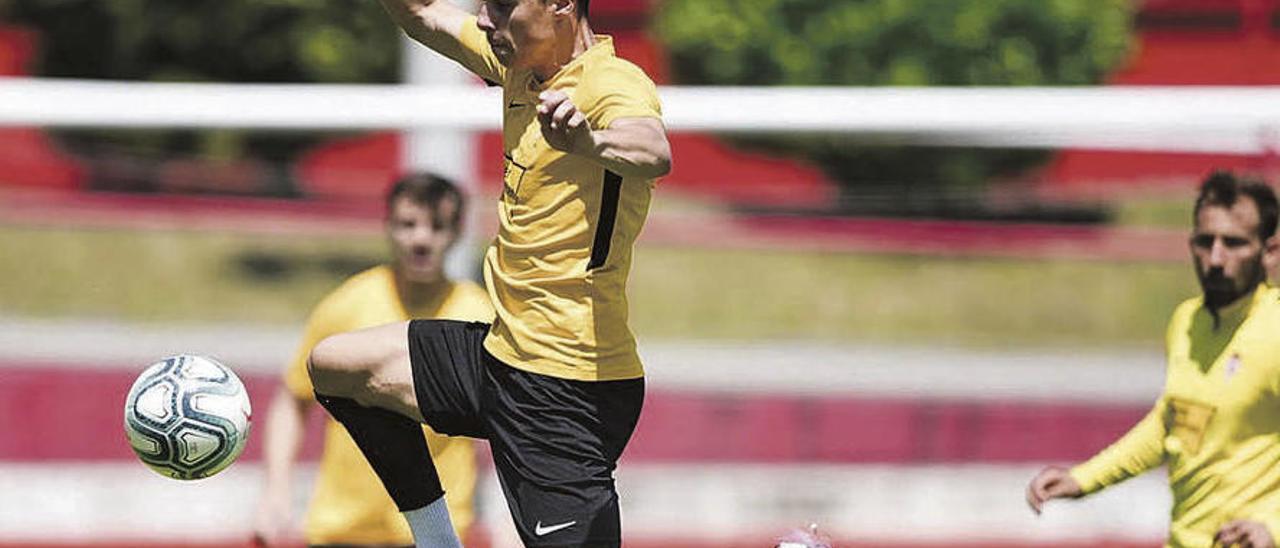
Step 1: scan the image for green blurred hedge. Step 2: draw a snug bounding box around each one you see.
[2,0,399,83]
[0,0,402,190]
[654,0,1136,206]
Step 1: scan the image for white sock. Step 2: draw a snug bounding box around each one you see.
[403,496,462,548]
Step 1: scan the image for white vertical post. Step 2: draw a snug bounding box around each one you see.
[401,0,481,280]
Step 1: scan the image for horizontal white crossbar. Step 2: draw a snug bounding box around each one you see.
[1,78,1278,153]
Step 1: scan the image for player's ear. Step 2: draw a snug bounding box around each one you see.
[550,0,574,18]
[1263,235,1279,281]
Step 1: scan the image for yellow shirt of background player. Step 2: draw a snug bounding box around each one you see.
[431,16,662,382]
[1071,284,1280,548]
[283,265,492,545]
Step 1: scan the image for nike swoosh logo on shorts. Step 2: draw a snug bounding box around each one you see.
[534,520,577,536]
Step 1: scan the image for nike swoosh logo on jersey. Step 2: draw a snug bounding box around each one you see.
[508,101,529,109]
[534,520,577,536]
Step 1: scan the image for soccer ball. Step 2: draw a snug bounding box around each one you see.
[123,354,252,480]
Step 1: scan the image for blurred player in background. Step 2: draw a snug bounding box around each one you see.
[1027,171,1280,548]
[252,173,492,547]
[304,0,671,546]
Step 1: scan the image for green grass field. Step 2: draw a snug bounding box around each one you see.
[0,222,1200,347]
[1112,195,1195,229]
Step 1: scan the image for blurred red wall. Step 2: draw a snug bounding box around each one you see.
[1045,0,1280,189]
[4,0,1280,201]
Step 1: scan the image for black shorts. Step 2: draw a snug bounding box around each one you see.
[407,319,645,548]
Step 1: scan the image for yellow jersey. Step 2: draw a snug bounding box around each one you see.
[1071,284,1280,547]
[283,265,492,545]
[429,17,662,381]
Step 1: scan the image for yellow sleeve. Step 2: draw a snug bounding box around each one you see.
[1069,400,1167,494]
[578,60,662,130]
[1255,307,1280,540]
[1069,307,1176,493]
[282,290,353,401]
[419,15,505,85]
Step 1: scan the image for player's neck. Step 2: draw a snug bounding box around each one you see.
[396,273,449,309]
[532,20,595,82]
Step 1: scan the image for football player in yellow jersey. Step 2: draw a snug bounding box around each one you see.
[251,173,492,548]
[1027,171,1280,548]
[304,1,671,547]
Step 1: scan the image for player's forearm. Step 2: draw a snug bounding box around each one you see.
[261,387,309,490]
[585,120,672,179]
[377,0,435,43]
[376,0,470,50]
[1069,403,1166,493]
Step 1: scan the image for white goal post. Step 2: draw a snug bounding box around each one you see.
[0,78,1278,154]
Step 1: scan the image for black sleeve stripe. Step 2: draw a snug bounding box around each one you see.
[588,170,624,271]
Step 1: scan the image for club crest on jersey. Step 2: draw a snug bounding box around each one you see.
[1225,353,1242,380]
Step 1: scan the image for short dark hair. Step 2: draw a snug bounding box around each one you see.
[1194,170,1279,240]
[385,172,465,230]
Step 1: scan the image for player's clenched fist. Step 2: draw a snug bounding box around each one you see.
[1025,465,1084,514]
[1215,520,1275,548]
[537,90,592,154]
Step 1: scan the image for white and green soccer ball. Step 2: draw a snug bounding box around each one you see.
[123,354,252,480]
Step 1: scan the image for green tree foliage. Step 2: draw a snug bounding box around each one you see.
[1,0,400,83]
[653,0,1135,211]
[0,0,403,195]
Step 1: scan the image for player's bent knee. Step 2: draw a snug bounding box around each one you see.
[307,333,369,398]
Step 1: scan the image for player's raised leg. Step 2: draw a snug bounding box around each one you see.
[309,321,423,420]
[308,321,460,548]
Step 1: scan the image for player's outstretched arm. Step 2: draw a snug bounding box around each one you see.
[537,90,672,179]
[251,386,313,546]
[1025,465,1084,515]
[376,0,473,51]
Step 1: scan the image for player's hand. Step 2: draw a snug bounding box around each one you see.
[537,90,593,155]
[250,486,293,546]
[1215,520,1275,547]
[1025,465,1083,515]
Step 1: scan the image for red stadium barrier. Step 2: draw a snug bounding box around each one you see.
[0,363,1149,464]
